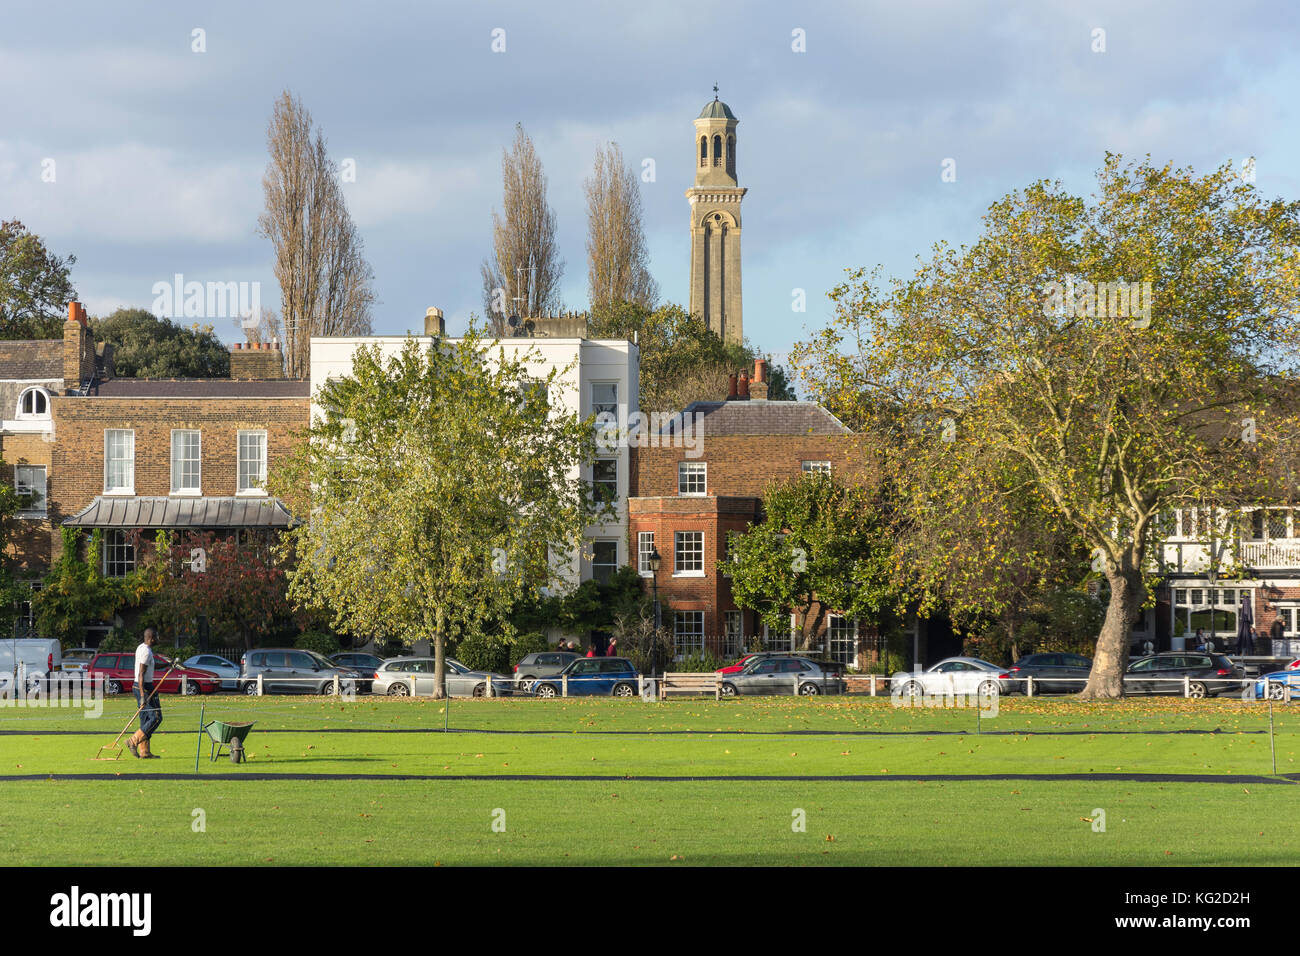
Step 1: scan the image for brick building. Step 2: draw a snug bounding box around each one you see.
[0,303,309,641]
[628,360,879,664]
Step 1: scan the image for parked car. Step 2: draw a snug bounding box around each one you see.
[720,656,846,696]
[890,657,1013,698]
[531,657,640,698]
[238,649,361,695]
[1006,653,1093,694]
[512,651,579,691]
[716,651,810,675]
[1253,669,1300,700]
[1123,653,1243,697]
[372,657,511,697]
[183,654,241,690]
[59,647,98,675]
[330,653,385,693]
[85,653,221,695]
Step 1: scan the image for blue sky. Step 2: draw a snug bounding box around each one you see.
[2,0,1297,367]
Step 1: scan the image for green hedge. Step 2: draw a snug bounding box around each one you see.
[456,633,510,674]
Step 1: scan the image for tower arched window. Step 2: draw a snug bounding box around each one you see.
[727,135,735,176]
[712,135,722,167]
[699,136,707,167]
[16,387,49,419]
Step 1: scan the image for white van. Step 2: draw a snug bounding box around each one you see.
[0,638,63,687]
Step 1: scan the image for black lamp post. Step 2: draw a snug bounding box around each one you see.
[648,547,662,676]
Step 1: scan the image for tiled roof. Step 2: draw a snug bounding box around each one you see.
[0,340,63,381]
[661,401,851,437]
[63,496,298,529]
[89,379,310,398]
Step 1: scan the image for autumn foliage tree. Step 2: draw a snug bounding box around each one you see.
[140,531,298,650]
[794,155,1300,696]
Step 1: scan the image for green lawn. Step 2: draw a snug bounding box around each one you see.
[2,695,1295,865]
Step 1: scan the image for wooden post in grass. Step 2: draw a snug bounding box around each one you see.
[195,701,204,774]
[1268,690,1276,775]
[257,674,263,696]
[1027,676,1034,698]
[333,675,340,696]
[1183,675,1190,698]
[562,674,568,697]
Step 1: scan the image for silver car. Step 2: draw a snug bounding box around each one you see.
[374,657,511,697]
[184,654,240,690]
[719,657,846,696]
[890,656,1012,698]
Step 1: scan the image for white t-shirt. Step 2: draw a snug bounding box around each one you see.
[135,643,155,684]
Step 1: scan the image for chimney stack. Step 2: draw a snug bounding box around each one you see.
[230,338,285,379]
[750,358,769,401]
[424,307,445,336]
[63,301,94,391]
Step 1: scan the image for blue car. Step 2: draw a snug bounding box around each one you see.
[532,657,640,698]
[1253,669,1300,700]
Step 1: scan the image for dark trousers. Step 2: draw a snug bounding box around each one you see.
[135,683,162,739]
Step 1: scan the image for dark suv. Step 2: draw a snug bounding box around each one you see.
[1124,653,1243,697]
[531,657,639,697]
[1007,653,1093,694]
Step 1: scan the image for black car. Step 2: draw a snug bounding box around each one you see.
[1007,652,1093,694]
[330,652,385,693]
[1123,652,1243,697]
[512,651,580,691]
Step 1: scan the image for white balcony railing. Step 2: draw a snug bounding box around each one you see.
[1239,540,1300,570]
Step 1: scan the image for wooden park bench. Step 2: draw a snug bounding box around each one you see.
[658,672,720,700]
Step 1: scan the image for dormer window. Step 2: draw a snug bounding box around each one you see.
[16,388,49,419]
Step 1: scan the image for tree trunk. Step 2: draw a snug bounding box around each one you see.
[433,605,446,700]
[1080,565,1142,698]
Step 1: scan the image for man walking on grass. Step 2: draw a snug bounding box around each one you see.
[128,628,162,759]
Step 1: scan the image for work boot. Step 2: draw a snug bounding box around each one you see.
[138,737,158,759]
[127,731,142,758]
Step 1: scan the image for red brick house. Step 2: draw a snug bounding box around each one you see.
[628,361,876,664]
[1,302,309,641]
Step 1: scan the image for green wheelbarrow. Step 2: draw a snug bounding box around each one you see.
[203,719,255,763]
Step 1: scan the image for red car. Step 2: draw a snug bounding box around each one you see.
[717,653,768,675]
[85,652,221,695]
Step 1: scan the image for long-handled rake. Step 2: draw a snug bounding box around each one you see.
[92,662,178,761]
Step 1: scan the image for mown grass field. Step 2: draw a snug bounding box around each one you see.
[1,695,1295,865]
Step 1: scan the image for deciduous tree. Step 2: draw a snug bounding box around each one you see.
[794,155,1300,696]
[481,125,565,331]
[273,331,601,697]
[0,220,77,340]
[584,142,658,312]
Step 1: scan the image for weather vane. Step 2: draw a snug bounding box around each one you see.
[713,82,719,100]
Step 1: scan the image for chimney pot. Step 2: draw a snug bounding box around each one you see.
[754,358,767,383]
[738,372,750,400]
[233,342,242,350]
[727,373,738,400]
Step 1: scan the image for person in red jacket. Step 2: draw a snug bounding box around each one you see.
[585,645,596,658]
[606,639,618,657]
